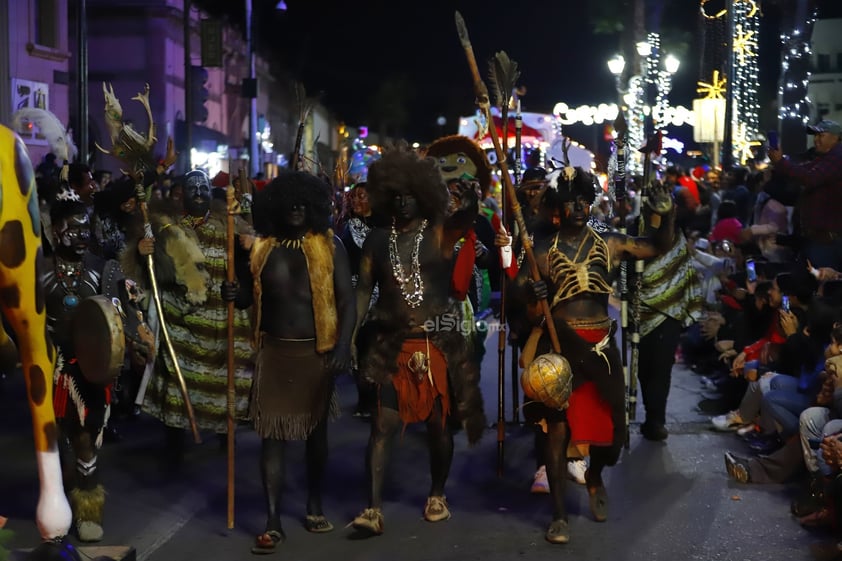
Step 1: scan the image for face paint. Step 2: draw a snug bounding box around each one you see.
[55,212,91,256]
[393,192,420,221]
[184,171,211,217]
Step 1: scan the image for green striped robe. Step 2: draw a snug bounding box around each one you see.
[143,214,255,433]
[637,231,704,337]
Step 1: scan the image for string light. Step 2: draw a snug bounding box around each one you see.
[731,0,761,160]
[778,10,817,126]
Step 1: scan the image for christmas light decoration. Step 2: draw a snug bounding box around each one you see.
[733,122,762,165]
[778,9,817,127]
[697,70,727,100]
[731,0,761,158]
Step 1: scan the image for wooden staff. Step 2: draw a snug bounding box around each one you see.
[489,50,519,477]
[135,179,202,444]
[628,132,660,428]
[225,175,238,529]
[455,11,560,355]
[611,114,633,447]
[510,99,522,425]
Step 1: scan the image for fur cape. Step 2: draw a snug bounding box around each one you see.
[360,316,486,445]
[120,199,214,306]
[250,232,337,353]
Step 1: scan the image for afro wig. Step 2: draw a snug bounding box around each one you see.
[252,170,333,237]
[366,141,449,224]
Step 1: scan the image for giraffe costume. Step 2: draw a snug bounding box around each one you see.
[0,124,72,540]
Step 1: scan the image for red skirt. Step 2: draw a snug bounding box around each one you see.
[566,327,614,446]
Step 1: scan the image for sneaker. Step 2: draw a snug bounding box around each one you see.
[567,459,587,485]
[712,410,744,431]
[736,424,758,437]
[531,465,550,494]
[423,496,451,522]
[724,451,751,483]
[351,508,384,535]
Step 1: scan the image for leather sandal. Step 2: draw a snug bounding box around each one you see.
[545,519,570,544]
[423,496,451,522]
[251,529,284,555]
[304,514,334,533]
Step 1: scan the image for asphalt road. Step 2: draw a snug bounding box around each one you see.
[0,319,826,561]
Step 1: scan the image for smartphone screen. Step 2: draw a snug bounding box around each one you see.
[767,130,779,150]
[746,259,757,282]
[782,295,790,312]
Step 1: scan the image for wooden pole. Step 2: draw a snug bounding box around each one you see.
[225,176,236,530]
[455,11,560,354]
[135,180,202,444]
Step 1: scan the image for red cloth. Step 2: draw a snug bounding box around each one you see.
[678,176,700,205]
[568,381,613,446]
[567,327,614,446]
[451,229,477,301]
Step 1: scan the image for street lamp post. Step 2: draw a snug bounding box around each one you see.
[246,0,259,178]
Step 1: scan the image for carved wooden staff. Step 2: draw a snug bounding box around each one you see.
[629,132,661,428]
[224,168,247,529]
[509,100,523,425]
[135,179,202,444]
[611,114,633,447]
[489,51,519,476]
[455,12,560,356]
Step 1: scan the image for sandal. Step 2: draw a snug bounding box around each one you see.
[305,514,334,533]
[423,496,451,522]
[545,519,570,544]
[251,529,284,555]
[351,508,384,535]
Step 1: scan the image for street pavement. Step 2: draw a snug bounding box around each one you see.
[0,317,826,561]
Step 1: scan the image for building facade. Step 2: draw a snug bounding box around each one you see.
[2,0,342,180]
[808,18,842,125]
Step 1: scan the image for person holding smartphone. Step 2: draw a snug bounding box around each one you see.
[768,120,842,270]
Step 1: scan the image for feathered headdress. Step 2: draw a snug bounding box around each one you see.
[11,108,78,163]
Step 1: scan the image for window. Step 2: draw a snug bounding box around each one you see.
[34,0,58,49]
[818,54,831,73]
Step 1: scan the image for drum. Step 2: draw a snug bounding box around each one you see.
[72,295,126,385]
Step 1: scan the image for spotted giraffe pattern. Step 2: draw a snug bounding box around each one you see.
[0,124,71,540]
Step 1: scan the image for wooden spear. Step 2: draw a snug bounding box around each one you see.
[455,12,560,354]
[225,167,247,529]
[134,177,202,444]
[488,50,520,477]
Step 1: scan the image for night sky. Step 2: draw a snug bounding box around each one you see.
[199,0,842,144]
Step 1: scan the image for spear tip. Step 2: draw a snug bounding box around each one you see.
[455,11,471,47]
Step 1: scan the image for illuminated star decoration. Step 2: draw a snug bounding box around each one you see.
[696,70,727,100]
[733,24,758,66]
[700,0,757,19]
[733,123,762,165]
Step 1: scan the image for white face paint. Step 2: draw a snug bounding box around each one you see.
[54,212,91,255]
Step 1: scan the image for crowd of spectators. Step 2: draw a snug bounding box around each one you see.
[663,120,842,558]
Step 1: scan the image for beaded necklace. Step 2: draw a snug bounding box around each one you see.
[55,256,84,309]
[389,218,427,308]
[278,236,304,250]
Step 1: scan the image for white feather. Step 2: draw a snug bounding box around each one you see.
[10,108,78,163]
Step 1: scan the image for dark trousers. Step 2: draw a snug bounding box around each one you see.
[637,317,683,427]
